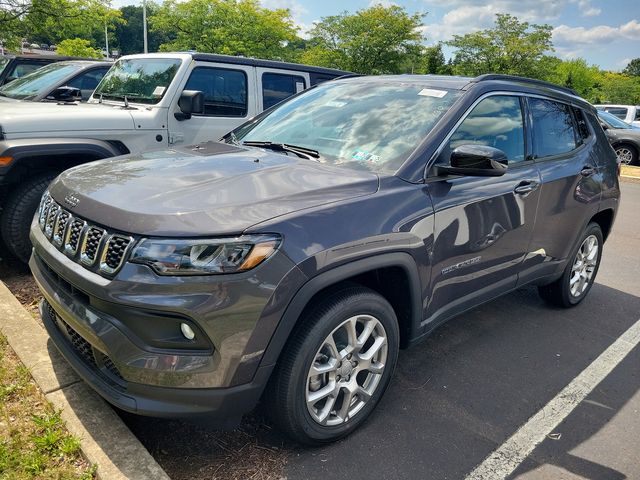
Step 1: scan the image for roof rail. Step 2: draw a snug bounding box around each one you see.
[472,74,579,96]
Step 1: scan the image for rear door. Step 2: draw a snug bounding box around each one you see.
[522,97,601,283]
[256,68,308,111]
[167,62,257,145]
[425,94,541,326]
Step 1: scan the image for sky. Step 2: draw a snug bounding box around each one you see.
[115,0,640,71]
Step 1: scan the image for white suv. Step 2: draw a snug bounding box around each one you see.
[594,104,640,127]
[0,52,349,261]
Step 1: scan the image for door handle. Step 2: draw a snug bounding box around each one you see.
[581,166,596,177]
[514,181,539,195]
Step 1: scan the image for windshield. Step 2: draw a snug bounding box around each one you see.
[93,58,181,104]
[0,62,81,99]
[233,80,462,174]
[599,111,631,129]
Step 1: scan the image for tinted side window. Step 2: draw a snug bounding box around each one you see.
[448,95,525,162]
[262,73,305,109]
[530,98,577,158]
[572,107,590,143]
[67,68,109,91]
[184,67,247,117]
[635,108,640,121]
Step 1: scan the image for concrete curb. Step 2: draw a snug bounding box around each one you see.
[620,175,640,184]
[0,281,171,480]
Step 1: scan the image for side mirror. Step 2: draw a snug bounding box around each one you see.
[438,145,508,177]
[599,122,609,130]
[47,86,82,102]
[175,90,204,121]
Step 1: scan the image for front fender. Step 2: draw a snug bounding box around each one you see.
[0,137,126,179]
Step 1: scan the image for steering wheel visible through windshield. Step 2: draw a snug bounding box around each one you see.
[233,80,462,175]
[93,58,180,104]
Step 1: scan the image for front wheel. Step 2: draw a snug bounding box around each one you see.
[1,173,57,263]
[615,144,638,166]
[266,286,399,445]
[538,222,603,308]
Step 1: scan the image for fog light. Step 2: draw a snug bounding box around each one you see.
[180,323,195,340]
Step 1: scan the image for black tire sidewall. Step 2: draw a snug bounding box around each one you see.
[561,222,603,306]
[1,173,57,262]
[287,291,399,444]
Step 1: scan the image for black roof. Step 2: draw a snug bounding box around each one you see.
[190,52,351,76]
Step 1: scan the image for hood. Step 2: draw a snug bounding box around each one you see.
[0,96,19,103]
[50,143,379,236]
[0,101,136,133]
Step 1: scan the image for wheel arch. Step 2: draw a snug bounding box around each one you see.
[590,208,615,242]
[259,252,423,370]
[0,138,128,187]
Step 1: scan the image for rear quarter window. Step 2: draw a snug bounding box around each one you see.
[530,98,578,158]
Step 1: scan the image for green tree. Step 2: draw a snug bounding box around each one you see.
[594,72,640,104]
[300,5,425,74]
[543,58,602,101]
[623,58,640,76]
[55,38,102,58]
[447,13,554,78]
[113,4,175,54]
[150,0,297,59]
[422,43,449,74]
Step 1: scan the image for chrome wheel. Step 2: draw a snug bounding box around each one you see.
[305,314,388,426]
[569,234,599,298]
[615,146,634,165]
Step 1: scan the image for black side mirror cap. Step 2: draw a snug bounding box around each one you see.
[47,86,82,102]
[437,144,508,177]
[175,90,204,121]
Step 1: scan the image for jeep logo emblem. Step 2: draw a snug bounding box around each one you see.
[63,193,80,208]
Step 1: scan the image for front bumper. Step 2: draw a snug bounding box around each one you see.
[28,216,303,418]
[39,297,273,419]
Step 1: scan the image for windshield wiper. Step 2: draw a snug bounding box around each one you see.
[242,141,320,160]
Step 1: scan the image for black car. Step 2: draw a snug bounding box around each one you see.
[30,74,619,445]
[598,110,640,165]
[0,54,102,86]
[0,61,110,103]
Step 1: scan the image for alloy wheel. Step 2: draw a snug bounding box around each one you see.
[569,234,599,298]
[305,314,388,426]
[615,146,634,165]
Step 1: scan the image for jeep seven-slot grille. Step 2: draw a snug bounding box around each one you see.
[38,192,134,277]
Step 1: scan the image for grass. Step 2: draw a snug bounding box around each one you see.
[0,334,96,480]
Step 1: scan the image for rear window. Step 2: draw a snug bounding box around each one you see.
[530,98,578,158]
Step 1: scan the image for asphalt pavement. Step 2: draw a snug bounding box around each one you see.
[124,181,640,480]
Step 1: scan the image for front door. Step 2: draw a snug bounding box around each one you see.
[167,63,257,146]
[424,94,541,327]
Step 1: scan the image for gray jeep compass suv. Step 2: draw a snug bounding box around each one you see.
[30,74,620,445]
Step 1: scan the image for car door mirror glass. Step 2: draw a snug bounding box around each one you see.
[175,89,204,120]
[47,86,81,102]
[438,144,508,177]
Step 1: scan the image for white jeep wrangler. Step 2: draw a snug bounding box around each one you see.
[0,52,349,261]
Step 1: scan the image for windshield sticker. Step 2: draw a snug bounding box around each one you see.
[152,86,166,96]
[352,150,381,163]
[418,88,447,98]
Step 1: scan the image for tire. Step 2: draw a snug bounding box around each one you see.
[538,222,603,308]
[1,172,57,263]
[614,143,638,166]
[266,286,399,445]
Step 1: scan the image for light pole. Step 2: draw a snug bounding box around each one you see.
[143,0,148,53]
[104,21,110,58]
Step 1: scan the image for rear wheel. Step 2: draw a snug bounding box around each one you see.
[1,172,57,263]
[538,222,603,308]
[266,286,399,445]
[614,144,638,165]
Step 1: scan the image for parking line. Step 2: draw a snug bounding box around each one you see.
[465,317,640,480]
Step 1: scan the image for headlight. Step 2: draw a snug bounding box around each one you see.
[130,234,281,275]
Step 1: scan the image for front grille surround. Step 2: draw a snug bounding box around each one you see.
[37,192,135,277]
